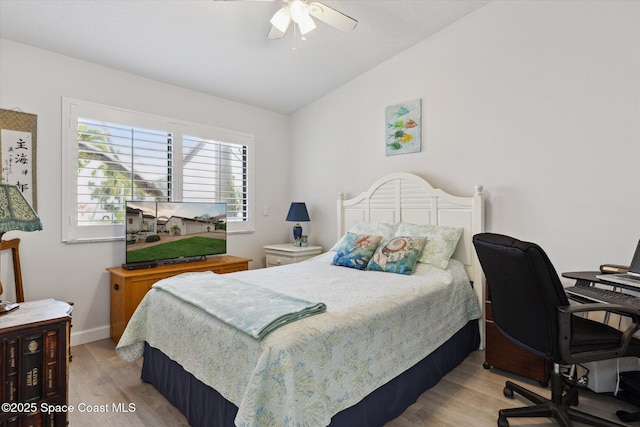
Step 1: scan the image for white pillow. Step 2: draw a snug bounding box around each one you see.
[330,222,399,251]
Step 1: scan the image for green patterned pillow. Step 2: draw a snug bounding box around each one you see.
[367,236,427,275]
[331,232,383,270]
[395,223,464,269]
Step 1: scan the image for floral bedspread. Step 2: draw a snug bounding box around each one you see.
[116,252,481,427]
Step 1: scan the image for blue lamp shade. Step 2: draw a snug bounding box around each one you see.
[286,202,310,241]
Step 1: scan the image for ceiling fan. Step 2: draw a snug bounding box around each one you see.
[267,0,358,40]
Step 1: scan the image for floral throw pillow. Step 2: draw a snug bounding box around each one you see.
[367,236,427,275]
[331,232,383,270]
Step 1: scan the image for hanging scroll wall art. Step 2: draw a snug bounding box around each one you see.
[0,109,37,210]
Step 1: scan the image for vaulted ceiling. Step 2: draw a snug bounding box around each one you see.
[0,0,489,114]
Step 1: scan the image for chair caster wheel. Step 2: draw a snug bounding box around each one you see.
[503,386,513,398]
[497,416,509,427]
[564,389,579,407]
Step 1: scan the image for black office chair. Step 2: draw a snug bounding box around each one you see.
[473,233,640,427]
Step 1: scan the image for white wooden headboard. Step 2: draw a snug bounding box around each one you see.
[337,172,486,346]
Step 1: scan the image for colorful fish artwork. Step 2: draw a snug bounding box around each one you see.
[394,106,410,117]
[385,99,421,156]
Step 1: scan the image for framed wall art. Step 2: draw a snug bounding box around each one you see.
[385,99,421,156]
[0,109,37,210]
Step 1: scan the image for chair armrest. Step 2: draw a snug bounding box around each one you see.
[558,303,640,364]
[560,302,640,318]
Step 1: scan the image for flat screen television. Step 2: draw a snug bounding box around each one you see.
[124,201,226,269]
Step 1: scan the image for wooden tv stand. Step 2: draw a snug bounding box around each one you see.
[108,255,251,343]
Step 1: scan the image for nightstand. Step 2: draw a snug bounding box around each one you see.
[264,244,322,267]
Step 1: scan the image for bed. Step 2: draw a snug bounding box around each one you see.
[116,172,486,427]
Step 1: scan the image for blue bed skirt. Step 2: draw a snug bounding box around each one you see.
[141,319,480,427]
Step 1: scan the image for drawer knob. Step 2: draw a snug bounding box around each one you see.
[113,283,120,291]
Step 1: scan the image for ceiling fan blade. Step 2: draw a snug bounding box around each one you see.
[308,2,357,32]
[269,5,292,38]
[268,26,287,39]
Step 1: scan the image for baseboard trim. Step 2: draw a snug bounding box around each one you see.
[71,325,110,346]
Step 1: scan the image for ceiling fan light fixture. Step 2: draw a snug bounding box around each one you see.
[268,0,357,42]
[270,6,292,34]
[290,0,308,22]
[290,0,316,35]
[296,14,316,35]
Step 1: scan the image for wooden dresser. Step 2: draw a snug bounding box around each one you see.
[107,255,251,343]
[0,299,72,427]
[484,290,551,383]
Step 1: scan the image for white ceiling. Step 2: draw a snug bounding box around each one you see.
[0,0,489,114]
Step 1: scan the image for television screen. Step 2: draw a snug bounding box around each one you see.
[125,201,227,266]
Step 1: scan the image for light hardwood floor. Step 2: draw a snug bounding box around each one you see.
[68,339,638,426]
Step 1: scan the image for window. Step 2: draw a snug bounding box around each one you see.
[62,98,254,242]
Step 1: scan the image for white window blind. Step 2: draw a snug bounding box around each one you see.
[182,135,248,222]
[62,98,254,242]
[77,119,172,226]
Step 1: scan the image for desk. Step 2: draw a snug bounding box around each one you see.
[562,271,640,393]
[563,271,640,311]
[562,271,603,287]
[563,270,640,292]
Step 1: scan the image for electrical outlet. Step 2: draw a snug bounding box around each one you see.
[263,205,269,216]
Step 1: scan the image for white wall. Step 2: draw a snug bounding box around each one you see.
[290,0,640,280]
[1,0,638,345]
[0,39,292,344]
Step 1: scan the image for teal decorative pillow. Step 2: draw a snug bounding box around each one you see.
[330,222,399,251]
[395,223,464,269]
[367,236,427,275]
[331,232,383,270]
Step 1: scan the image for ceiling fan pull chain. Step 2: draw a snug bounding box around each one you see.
[293,24,298,52]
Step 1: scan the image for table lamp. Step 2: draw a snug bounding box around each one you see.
[0,184,43,313]
[285,202,309,244]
